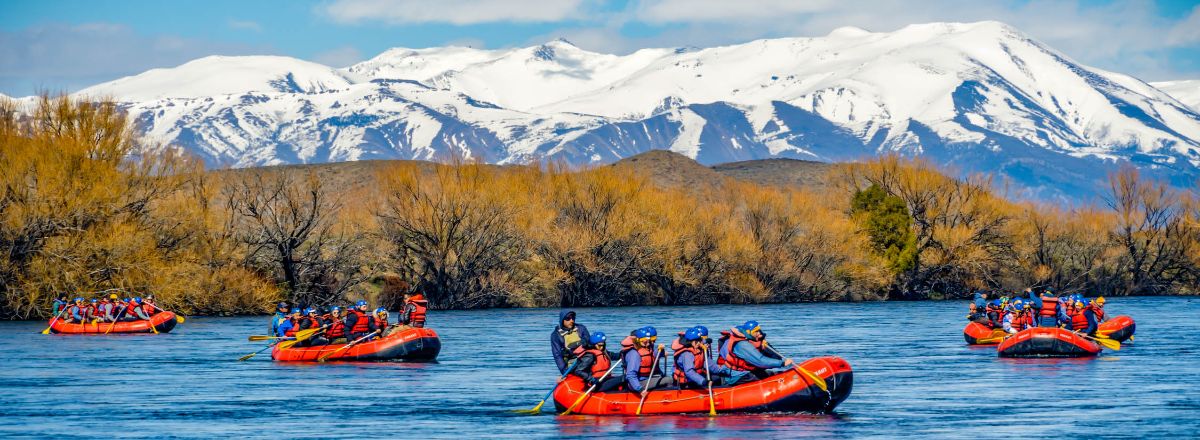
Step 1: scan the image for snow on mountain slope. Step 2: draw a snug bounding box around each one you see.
[1153,80,1200,112]
[77,56,359,101]
[64,21,1200,200]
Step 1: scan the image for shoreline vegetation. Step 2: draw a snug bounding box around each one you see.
[2,95,1198,320]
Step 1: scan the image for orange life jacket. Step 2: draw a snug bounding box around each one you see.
[1070,308,1089,331]
[1010,312,1032,332]
[348,309,371,334]
[584,348,611,378]
[1039,295,1059,318]
[375,316,388,329]
[284,317,301,337]
[621,345,654,378]
[1091,305,1105,322]
[405,295,428,327]
[673,345,707,385]
[326,317,346,339]
[718,329,765,373]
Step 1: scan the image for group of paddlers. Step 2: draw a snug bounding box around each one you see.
[269,292,427,347]
[550,311,800,396]
[50,294,163,324]
[968,288,1109,336]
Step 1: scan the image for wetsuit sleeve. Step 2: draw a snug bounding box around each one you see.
[1084,309,1098,335]
[624,350,643,392]
[551,329,566,373]
[571,353,595,382]
[732,342,785,369]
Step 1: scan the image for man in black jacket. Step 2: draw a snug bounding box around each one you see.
[550,310,589,374]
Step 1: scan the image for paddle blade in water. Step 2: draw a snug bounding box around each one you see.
[237,352,257,361]
[1096,337,1121,351]
[175,315,185,324]
[247,335,275,341]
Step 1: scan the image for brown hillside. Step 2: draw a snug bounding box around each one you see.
[610,150,731,191]
[712,158,834,189]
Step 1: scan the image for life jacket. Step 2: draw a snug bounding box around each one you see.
[126,301,140,316]
[1039,295,1059,318]
[141,303,156,317]
[1090,305,1105,322]
[583,348,611,378]
[68,305,85,318]
[348,309,371,334]
[326,317,346,339]
[673,345,707,385]
[305,316,321,329]
[284,317,301,337]
[1070,308,1089,331]
[405,295,428,327]
[1010,312,1032,332]
[83,305,96,318]
[620,345,655,378]
[558,326,585,360]
[375,316,388,329]
[717,329,765,373]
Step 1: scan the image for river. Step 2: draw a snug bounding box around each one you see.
[1,296,1197,438]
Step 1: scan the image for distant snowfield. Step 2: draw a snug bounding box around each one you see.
[16,21,1200,200]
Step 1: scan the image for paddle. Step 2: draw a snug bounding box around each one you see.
[40,309,69,334]
[147,303,186,324]
[248,335,289,342]
[105,305,128,335]
[238,338,294,361]
[635,345,666,416]
[318,330,380,362]
[702,343,716,416]
[1077,332,1121,351]
[560,358,624,416]
[515,359,579,414]
[763,343,828,392]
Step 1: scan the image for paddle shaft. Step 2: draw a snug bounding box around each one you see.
[521,359,579,413]
[319,330,380,362]
[763,343,828,392]
[239,337,293,361]
[105,305,128,334]
[636,345,665,415]
[41,308,69,334]
[561,358,624,416]
[703,343,716,416]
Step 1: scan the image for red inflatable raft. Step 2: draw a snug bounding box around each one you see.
[963,322,1007,345]
[996,327,1100,358]
[272,326,440,362]
[49,312,178,334]
[1098,315,1136,342]
[552,356,852,415]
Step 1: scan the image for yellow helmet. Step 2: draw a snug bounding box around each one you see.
[1095,297,1106,306]
[109,294,119,300]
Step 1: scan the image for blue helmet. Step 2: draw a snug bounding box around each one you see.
[277,302,289,308]
[90,298,98,303]
[133,297,143,304]
[74,297,84,302]
[374,307,387,314]
[693,325,709,337]
[588,332,607,345]
[330,306,342,313]
[355,300,368,308]
[740,320,760,333]
[643,326,657,337]
[304,308,316,314]
[683,328,703,342]
[634,328,652,339]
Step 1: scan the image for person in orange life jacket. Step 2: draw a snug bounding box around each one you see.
[94,297,113,322]
[623,327,672,395]
[83,299,99,323]
[271,302,290,336]
[674,327,730,389]
[343,300,377,341]
[718,321,794,385]
[985,299,1005,328]
[551,310,590,374]
[1033,288,1062,327]
[65,298,87,323]
[398,292,428,328]
[373,308,395,337]
[322,307,347,344]
[127,297,152,321]
[1003,300,1033,334]
[1081,297,1106,336]
[571,332,623,392]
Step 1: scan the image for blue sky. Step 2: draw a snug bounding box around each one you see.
[2,0,1199,96]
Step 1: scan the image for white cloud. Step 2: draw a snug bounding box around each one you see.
[322,0,585,25]
[311,45,364,67]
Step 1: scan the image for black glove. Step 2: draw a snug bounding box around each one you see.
[587,377,599,386]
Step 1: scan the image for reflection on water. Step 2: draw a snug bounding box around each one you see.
[0,296,1197,438]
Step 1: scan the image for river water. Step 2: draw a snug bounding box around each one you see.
[1,297,1197,438]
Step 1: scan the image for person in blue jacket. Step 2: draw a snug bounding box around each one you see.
[718,321,794,385]
[271,302,289,336]
[622,327,671,395]
[674,327,730,388]
[52,295,69,316]
[550,310,589,374]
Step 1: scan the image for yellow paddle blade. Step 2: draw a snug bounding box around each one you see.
[514,400,546,414]
[1094,337,1121,351]
[175,315,185,323]
[294,328,321,342]
[247,335,277,341]
[797,367,828,392]
[41,328,51,334]
[277,340,299,350]
[237,352,258,361]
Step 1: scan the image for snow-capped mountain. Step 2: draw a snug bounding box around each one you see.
[50,21,1200,200]
[1153,80,1200,112]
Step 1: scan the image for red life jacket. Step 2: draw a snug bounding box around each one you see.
[375,316,388,329]
[620,345,654,378]
[584,348,611,378]
[1090,305,1105,322]
[1010,312,1032,332]
[1070,308,1089,331]
[142,303,156,317]
[673,346,707,385]
[305,316,321,329]
[126,301,140,315]
[326,317,346,339]
[405,295,428,327]
[284,317,301,337]
[1039,295,1059,317]
[84,305,96,318]
[717,329,764,373]
[349,309,371,334]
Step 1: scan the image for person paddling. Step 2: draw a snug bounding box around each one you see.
[551,310,590,374]
[398,292,428,328]
[674,328,717,389]
[373,308,394,336]
[622,327,670,396]
[271,302,290,336]
[344,300,377,341]
[571,332,622,392]
[717,321,794,385]
[65,298,87,323]
[128,297,153,321]
[1003,300,1033,334]
[324,307,348,344]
